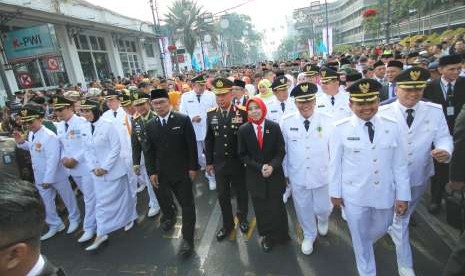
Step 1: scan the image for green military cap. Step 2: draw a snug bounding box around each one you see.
[319,67,339,83]
[395,67,430,89]
[211,78,234,95]
[80,99,100,110]
[290,82,318,102]
[119,89,133,107]
[132,90,150,105]
[271,75,289,91]
[52,95,74,110]
[346,79,382,103]
[301,63,320,76]
[19,104,45,123]
[190,74,207,84]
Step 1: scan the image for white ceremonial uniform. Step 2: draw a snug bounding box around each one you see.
[17,126,80,229]
[56,114,96,233]
[179,90,216,180]
[281,111,334,242]
[266,97,297,124]
[316,91,352,121]
[379,100,453,269]
[85,118,134,236]
[329,114,411,276]
[256,94,276,107]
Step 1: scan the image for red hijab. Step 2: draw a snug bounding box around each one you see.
[246,97,267,125]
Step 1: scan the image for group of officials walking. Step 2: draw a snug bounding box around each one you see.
[10,53,465,276]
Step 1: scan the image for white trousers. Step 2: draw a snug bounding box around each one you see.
[291,184,331,241]
[73,175,96,232]
[197,140,215,183]
[94,174,133,236]
[390,184,428,268]
[36,179,80,228]
[140,155,159,209]
[344,202,394,276]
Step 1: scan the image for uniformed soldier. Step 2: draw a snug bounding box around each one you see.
[179,74,217,190]
[205,78,249,241]
[53,95,97,244]
[316,67,352,121]
[379,67,453,276]
[281,83,334,255]
[130,90,161,218]
[266,75,297,124]
[329,79,411,276]
[14,104,81,241]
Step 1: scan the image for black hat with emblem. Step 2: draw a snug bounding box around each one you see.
[118,89,133,107]
[212,78,234,95]
[271,75,289,91]
[438,54,463,67]
[190,74,208,84]
[290,82,318,102]
[19,104,45,123]
[132,90,150,105]
[386,60,404,69]
[301,63,320,76]
[373,60,385,69]
[52,95,75,110]
[233,79,246,88]
[395,67,430,89]
[319,67,339,83]
[150,88,169,100]
[346,79,382,102]
[346,72,363,82]
[103,89,120,100]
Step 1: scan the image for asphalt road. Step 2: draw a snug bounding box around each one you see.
[42,175,451,276]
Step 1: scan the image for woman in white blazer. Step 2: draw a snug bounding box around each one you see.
[80,99,135,251]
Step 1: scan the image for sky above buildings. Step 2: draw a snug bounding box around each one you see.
[86,0,335,56]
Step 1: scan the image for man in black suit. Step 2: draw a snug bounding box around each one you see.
[443,105,465,276]
[0,179,66,276]
[424,54,465,213]
[205,78,249,241]
[145,88,199,257]
[380,60,403,101]
[237,97,289,252]
[231,79,249,106]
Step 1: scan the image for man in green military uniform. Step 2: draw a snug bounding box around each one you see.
[205,78,249,241]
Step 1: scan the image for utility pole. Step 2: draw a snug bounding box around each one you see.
[324,0,329,55]
[149,0,166,78]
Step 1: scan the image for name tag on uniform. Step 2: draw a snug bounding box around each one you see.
[347,137,360,141]
[318,105,325,108]
[188,100,194,103]
[290,127,299,131]
[172,126,181,130]
[447,106,455,116]
[270,110,278,113]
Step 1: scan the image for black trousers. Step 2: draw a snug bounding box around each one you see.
[251,186,289,242]
[443,231,465,276]
[215,162,248,230]
[155,175,196,242]
[430,160,449,205]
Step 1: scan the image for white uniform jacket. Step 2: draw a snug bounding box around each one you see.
[102,106,132,161]
[179,90,217,141]
[328,114,411,209]
[316,91,352,121]
[281,111,334,189]
[266,97,297,124]
[17,126,68,184]
[85,118,128,182]
[56,114,92,176]
[379,100,453,187]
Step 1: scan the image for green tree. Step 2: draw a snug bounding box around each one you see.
[165,0,218,59]
[273,36,299,60]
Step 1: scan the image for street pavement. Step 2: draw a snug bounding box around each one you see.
[42,175,451,276]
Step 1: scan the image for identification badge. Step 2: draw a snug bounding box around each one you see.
[3,154,12,164]
[447,106,455,116]
[290,127,299,131]
[347,137,360,141]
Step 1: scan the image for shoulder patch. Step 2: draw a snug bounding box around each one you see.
[334,117,351,126]
[208,107,218,113]
[133,114,141,120]
[424,101,442,109]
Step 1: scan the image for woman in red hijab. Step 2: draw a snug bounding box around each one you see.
[237,97,289,252]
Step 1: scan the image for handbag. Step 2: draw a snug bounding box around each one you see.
[445,191,465,232]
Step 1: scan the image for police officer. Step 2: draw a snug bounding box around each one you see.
[14,104,80,241]
[281,83,334,256]
[205,78,249,241]
[316,67,352,121]
[130,90,162,218]
[266,75,296,124]
[329,79,411,276]
[380,67,453,276]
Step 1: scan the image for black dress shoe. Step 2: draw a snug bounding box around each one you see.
[428,203,441,214]
[161,219,175,231]
[239,221,249,233]
[216,228,231,241]
[261,236,273,253]
[179,240,194,257]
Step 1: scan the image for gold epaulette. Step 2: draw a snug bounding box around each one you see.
[235,104,246,111]
[208,107,218,112]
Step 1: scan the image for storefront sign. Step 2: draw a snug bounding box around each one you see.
[18,73,33,88]
[46,57,60,71]
[4,25,57,63]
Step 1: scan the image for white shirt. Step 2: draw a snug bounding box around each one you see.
[440,77,457,100]
[26,255,45,276]
[252,121,265,138]
[158,111,171,125]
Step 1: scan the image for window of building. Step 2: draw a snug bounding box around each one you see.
[144,43,155,57]
[75,34,111,82]
[118,39,141,76]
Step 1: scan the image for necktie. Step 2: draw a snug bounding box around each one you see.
[391,83,396,98]
[91,124,95,134]
[447,83,454,100]
[196,94,201,103]
[304,119,310,132]
[365,121,374,143]
[281,102,286,112]
[222,110,228,119]
[236,99,241,105]
[32,134,35,141]
[257,124,263,149]
[331,96,335,106]
[65,123,69,132]
[162,118,166,127]
[406,109,414,128]
[113,111,117,118]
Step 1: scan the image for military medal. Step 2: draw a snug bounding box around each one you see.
[35,143,42,152]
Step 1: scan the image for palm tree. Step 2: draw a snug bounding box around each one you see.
[165,0,218,59]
